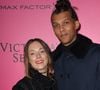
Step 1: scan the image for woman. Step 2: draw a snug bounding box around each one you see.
[12,38,57,90]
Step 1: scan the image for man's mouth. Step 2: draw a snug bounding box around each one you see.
[61,33,68,38]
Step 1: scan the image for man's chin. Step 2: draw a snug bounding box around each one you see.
[60,40,72,46]
[61,40,69,45]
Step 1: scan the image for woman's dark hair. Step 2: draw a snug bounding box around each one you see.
[51,0,79,21]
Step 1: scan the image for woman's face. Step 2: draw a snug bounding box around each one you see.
[28,41,49,74]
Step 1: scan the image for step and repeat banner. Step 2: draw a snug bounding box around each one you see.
[0,0,100,90]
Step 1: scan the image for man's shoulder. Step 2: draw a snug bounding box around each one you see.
[90,43,100,52]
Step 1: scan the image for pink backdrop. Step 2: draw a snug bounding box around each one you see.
[0,0,100,90]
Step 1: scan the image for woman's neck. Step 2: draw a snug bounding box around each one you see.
[39,69,47,76]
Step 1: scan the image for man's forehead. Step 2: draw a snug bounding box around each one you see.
[52,12,71,23]
[52,17,70,24]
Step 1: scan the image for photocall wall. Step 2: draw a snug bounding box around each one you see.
[0,0,100,90]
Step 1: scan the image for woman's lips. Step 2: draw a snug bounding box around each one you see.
[35,60,44,64]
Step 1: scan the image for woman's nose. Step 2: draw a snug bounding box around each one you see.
[36,52,41,58]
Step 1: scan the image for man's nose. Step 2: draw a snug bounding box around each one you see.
[59,25,64,32]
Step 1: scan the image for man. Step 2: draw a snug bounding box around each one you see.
[51,0,100,90]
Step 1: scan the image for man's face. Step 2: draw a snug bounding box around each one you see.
[51,11,79,46]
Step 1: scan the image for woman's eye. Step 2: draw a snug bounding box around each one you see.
[30,52,35,55]
[40,50,45,53]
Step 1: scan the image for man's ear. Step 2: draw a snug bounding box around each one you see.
[75,21,80,31]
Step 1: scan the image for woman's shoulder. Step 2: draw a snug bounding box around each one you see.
[12,76,33,90]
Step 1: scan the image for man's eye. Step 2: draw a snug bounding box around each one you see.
[63,21,69,25]
[53,24,59,28]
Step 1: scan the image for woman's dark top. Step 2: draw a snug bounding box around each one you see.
[12,68,57,90]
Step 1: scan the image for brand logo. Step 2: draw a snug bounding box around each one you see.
[0,42,57,63]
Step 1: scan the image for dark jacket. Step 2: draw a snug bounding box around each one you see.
[12,68,57,90]
[53,34,100,90]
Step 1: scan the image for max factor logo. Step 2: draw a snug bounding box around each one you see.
[0,4,53,10]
